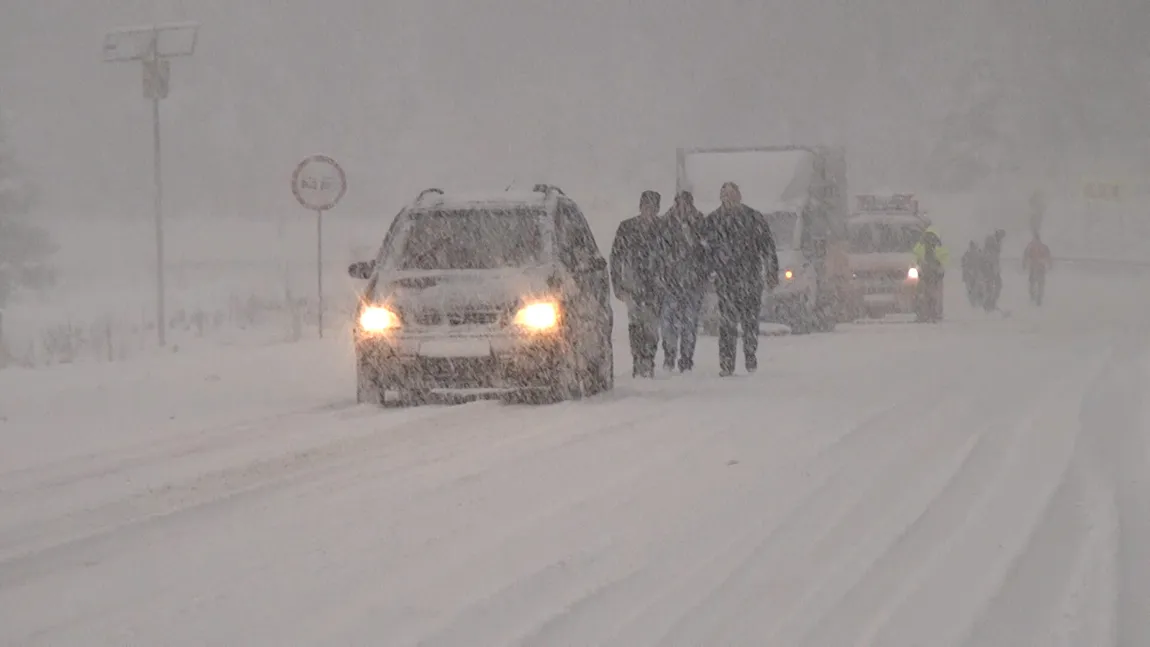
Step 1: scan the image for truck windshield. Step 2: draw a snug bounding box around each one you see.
[396,208,544,270]
[766,212,799,249]
[849,223,922,254]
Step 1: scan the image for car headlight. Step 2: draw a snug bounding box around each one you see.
[359,306,399,332]
[514,302,560,331]
[907,267,919,280]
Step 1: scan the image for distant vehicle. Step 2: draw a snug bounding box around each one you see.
[845,193,930,319]
[347,184,614,405]
[679,145,852,334]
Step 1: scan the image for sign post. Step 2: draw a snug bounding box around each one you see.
[103,21,199,347]
[291,155,347,338]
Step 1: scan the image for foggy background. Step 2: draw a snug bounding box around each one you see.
[4,0,1148,218]
[1,0,1148,364]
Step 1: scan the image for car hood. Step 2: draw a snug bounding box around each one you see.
[849,252,916,272]
[375,268,555,312]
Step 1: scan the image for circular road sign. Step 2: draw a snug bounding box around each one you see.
[292,155,347,211]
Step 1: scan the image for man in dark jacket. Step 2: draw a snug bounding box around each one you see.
[961,240,980,307]
[701,182,779,376]
[659,190,707,372]
[982,229,1005,311]
[610,190,667,378]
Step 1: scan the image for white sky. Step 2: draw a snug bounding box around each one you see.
[1,0,1147,221]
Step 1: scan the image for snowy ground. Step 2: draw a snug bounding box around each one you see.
[1,265,1148,646]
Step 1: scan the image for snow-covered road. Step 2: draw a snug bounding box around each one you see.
[1,268,1147,646]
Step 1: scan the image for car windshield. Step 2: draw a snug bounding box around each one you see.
[849,222,922,254]
[396,208,544,270]
[766,212,798,249]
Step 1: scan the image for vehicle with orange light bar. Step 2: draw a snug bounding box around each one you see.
[347,184,614,405]
[845,194,931,319]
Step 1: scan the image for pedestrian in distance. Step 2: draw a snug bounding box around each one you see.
[961,240,980,307]
[982,229,1006,312]
[700,182,779,377]
[1022,232,1051,306]
[610,190,668,378]
[659,190,707,372]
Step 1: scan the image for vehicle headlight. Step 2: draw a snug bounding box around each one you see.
[907,267,919,280]
[359,306,399,332]
[783,269,794,280]
[514,301,560,331]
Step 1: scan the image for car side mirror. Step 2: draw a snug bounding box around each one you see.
[348,260,375,279]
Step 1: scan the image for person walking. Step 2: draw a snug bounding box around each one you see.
[610,190,667,378]
[659,190,707,372]
[1022,232,1052,306]
[700,182,778,377]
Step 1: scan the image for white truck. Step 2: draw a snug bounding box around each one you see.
[677,145,852,334]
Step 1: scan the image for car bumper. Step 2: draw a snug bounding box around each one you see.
[847,281,918,315]
[356,333,567,390]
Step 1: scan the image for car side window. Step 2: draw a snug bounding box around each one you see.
[557,202,601,270]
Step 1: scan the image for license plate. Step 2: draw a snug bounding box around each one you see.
[418,338,491,358]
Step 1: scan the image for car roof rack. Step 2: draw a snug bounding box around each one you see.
[532,183,565,196]
[413,187,444,206]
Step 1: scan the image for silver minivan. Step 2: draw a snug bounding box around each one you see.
[348,185,614,405]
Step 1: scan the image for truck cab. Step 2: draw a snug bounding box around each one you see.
[845,194,930,319]
[677,145,851,334]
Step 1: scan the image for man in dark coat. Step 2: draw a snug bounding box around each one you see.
[659,190,707,372]
[982,229,1006,311]
[961,240,980,307]
[700,182,779,376]
[610,190,667,378]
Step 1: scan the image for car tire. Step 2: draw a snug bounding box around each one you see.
[585,337,614,395]
[788,294,814,335]
[544,348,583,404]
[356,365,384,405]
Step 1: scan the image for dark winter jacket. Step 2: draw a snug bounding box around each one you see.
[700,204,779,292]
[610,215,667,306]
[659,205,708,297]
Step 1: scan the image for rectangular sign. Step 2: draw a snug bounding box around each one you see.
[418,338,492,358]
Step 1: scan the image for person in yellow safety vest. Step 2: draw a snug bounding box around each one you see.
[912,227,946,321]
[913,226,950,267]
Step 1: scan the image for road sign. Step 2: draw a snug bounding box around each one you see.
[291,155,347,339]
[103,21,201,349]
[292,155,347,212]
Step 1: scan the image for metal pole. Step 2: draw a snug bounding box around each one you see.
[151,43,166,347]
[316,209,324,337]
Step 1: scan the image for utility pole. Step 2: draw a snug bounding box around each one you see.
[103,21,199,347]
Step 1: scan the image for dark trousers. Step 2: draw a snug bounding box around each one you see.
[661,290,703,370]
[1029,270,1045,306]
[626,300,661,377]
[716,282,762,374]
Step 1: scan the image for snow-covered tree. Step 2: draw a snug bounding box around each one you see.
[0,108,56,354]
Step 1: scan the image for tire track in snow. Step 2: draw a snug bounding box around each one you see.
[1071,338,1150,647]
[635,367,983,645]
[714,372,1020,645]
[860,351,1109,646]
[287,396,751,645]
[0,400,535,586]
[788,357,1102,646]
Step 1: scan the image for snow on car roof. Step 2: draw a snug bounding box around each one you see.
[414,190,553,212]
